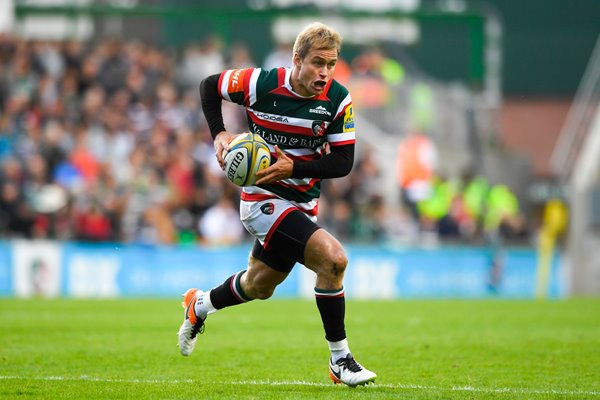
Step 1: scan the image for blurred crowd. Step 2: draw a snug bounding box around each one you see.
[322,136,529,247]
[0,34,528,246]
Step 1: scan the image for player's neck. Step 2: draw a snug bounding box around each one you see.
[289,67,315,98]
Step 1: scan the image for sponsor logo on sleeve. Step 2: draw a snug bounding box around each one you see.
[342,105,354,132]
[228,69,246,93]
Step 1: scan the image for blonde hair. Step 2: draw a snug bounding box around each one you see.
[293,22,342,60]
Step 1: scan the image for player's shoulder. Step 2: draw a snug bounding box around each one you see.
[220,67,283,94]
[236,67,285,96]
[261,66,285,76]
[328,78,349,93]
[254,67,287,89]
[326,79,351,102]
[220,66,276,81]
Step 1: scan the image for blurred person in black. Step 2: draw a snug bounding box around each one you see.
[0,157,33,237]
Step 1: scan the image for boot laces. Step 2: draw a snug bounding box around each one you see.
[190,321,205,339]
[338,355,363,373]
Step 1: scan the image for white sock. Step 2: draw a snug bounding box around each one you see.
[328,338,351,363]
[194,290,217,319]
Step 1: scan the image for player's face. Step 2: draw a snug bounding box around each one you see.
[292,47,337,97]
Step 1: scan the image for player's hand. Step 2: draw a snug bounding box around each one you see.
[214,131,238,169]
[255,145,293,185]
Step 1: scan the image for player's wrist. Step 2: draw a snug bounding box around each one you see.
[291,160,304,178]
[214,131,229,141]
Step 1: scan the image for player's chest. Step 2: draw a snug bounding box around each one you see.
[254,95,335,123]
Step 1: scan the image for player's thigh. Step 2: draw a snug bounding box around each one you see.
[242,198,319,271]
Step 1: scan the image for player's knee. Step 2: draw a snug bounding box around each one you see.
[324,249,348,278]
[243,272,273,300]
[251,284,276,300]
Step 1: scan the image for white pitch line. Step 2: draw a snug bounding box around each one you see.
[233,380,600,396]
[0,375,598,397]
[0,375,193,384]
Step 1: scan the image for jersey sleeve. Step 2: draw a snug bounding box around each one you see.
[217,68,279,107]
[326,92,355,147]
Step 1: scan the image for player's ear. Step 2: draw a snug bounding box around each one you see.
[293,52,302,68]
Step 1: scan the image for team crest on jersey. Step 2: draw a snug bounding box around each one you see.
[260,202,275,215]
[343,105,354,132]
[312,120,327,136]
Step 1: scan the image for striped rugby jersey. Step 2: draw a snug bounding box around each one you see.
[218,67,355,217]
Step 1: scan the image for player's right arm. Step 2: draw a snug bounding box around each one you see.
[201,67,275,168]
[199,73,238,168]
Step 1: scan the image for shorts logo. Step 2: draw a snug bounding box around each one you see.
[311,120,326,136]
[260,202,275,215]
[342,105,354,132]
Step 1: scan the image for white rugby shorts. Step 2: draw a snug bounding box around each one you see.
[240,197,318,247]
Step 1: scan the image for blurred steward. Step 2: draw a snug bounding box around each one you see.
[396,130,438,222]
[484,184,528,240]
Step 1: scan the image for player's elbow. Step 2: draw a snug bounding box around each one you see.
[338,160,353,177]
[330,146,354,177]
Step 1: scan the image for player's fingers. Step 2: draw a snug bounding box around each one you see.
[255,174,270,185]
[255,168,274,182]
[215,144,226,168]
[255,163,271,177]
[255,168,280,185]
[274,145,288,159]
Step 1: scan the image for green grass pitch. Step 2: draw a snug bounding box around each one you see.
[1,298,599,399]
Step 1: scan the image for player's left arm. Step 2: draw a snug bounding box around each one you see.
[255,143,354,185]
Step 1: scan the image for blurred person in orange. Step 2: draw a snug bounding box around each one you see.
[396,130,438,223]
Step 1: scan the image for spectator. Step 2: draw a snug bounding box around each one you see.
[460,171,490,240]
[198,197,245,246]
[74,202,113,242]
[227,42,256,69]
[178,36,224,89]
[97,39,129,96]
[396,130,438,222]
[0,157,33,237]
[262,42,292,70]
[484,184,527,240]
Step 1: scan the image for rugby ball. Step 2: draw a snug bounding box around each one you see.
[223,133,271,186]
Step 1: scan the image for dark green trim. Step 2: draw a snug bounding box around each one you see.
[235,270,252,302]
[314,287,344,294]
